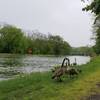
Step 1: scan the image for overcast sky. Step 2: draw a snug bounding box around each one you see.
[0,0,94,47]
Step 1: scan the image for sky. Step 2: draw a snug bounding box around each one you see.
[0,0,94,47]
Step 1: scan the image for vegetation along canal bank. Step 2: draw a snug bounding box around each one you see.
[0,56,100,100]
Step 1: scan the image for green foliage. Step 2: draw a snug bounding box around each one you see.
[47,35,71,55]
[93,28,100,54]
[83,0,100,15]
[0,25,71,55]
[0,25,27,53]
[83,0,100,54]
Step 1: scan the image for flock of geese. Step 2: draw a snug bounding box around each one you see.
[52,57,81,82]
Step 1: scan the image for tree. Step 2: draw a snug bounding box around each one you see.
[83,0,100,54]
[48,34,71,55]
[0,25,27,53]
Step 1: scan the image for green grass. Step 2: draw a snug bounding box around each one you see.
[0,56,100,100]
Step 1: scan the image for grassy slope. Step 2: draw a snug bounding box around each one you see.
[0,56,100,100]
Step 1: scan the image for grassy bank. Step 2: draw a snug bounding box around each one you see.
[0,56,100,100]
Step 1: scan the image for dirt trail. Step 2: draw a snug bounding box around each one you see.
[82,82,100,100]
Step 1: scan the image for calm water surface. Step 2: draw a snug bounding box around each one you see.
[0,54,90,80]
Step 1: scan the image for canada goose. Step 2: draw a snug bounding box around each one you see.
[52,57,70,81]
[73,58,77,66]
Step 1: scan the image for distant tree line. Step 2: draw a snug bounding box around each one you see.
[0,25,71,55]
[71,46,95,56]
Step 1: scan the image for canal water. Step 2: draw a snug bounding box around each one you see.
[0,54,90,80]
